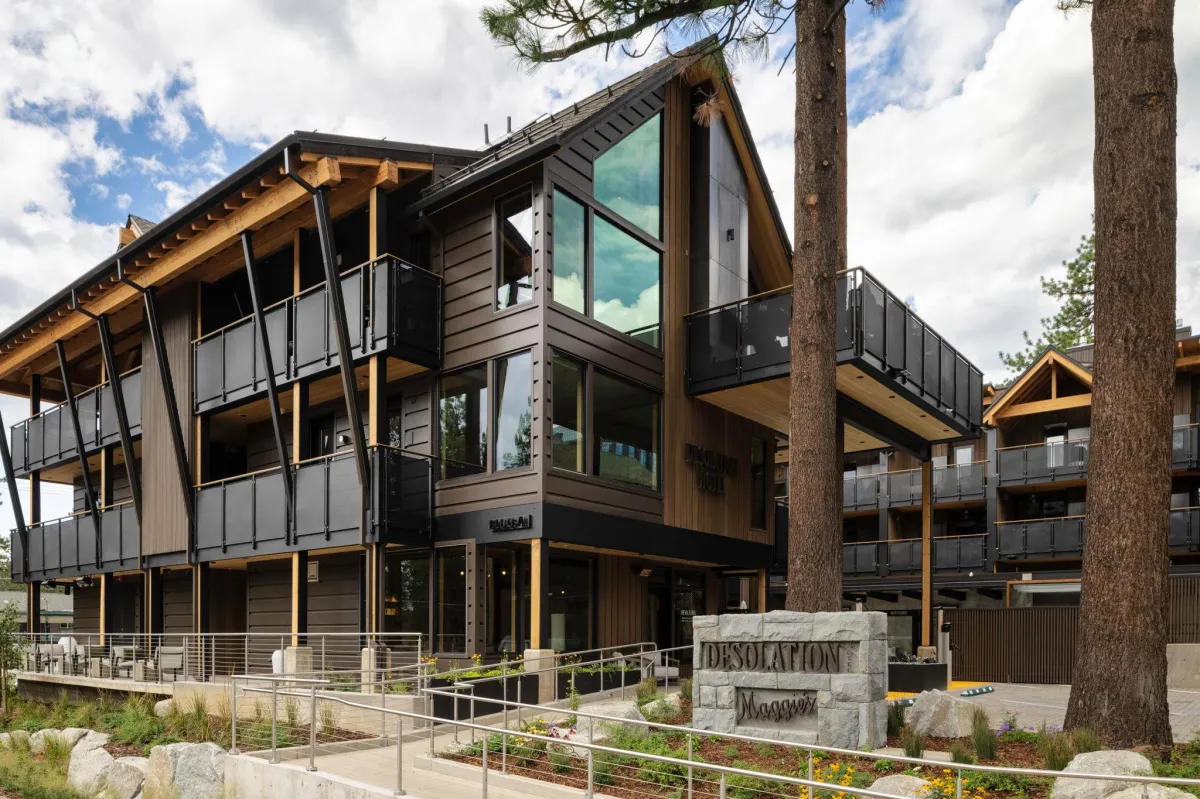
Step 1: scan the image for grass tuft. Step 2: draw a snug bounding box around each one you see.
[971,706,996,761]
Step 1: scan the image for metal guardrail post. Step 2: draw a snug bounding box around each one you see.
[270,681,279,764]
[308,683,318,772]
[719,774,726,799]
[687,734,694,799]
[481,727,488,799]
[380,659,387,740]
[956,769,963,799]
[230,680,240,755]
[808,750,814,781]
[395,712,405,796]
[586,748,594,799]
[470,687,476,745]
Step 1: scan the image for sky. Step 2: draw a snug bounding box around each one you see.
[0,0,1198,532]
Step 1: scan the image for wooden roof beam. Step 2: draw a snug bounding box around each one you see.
[993,394,1091,419]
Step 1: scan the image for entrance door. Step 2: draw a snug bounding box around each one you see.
[647,581,672,653]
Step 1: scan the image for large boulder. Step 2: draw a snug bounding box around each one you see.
[29,728,59,754]
[101,756,150,799]
[1051,750,1154,799]
[870,775,934,798]
[154,699,174,719]
[68,745,116,795]
[74,730,111,754]
[1107,786,1192,799]
[579,699,645,732]
[641,693,683,722]
[905,691,975,738]
[59,728,91,749]
[144,742,226,799]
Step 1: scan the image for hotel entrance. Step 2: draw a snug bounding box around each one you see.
[646,568,706,661]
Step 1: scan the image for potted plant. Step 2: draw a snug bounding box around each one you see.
[887,651,949,693]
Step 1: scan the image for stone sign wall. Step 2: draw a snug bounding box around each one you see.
[691,611,889,749]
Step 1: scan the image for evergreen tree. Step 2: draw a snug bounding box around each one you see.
[998,229,1095,376]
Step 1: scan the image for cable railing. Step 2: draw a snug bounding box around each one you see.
[15,631,425,685]
[228,640,1200,799]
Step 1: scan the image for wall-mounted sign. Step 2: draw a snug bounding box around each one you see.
[684,444,738,494]
[307,561,319,583]
[489,515,534,532]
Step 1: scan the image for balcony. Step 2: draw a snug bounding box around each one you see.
[1174,425,1200,471]
[887,470,922,507]
[934,461,987,503]
[843,541,880,575]
[686,268,983,448]
[13,503,140,583]
[1170,507,1200,550]
[996,516,1084,561]
[8,368,143,478]
[843,474,882,511]
[193,256,441,414]
[871,535,987,576]
[996,440,1089,487]
[194,447,440,561]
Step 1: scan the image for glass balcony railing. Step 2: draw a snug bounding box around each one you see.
[686,268,984,437]
[193,256,442,414]
[996,440,1089,486]
[842,474,882,510]
[842,541,880,575]
[12,502,140,583]
[1170,507,1200,551]
[870,535,986,575]
[1173,425,1200,470]
[887,470,922,507]
[8,368,143,478]
[996,515,1084,560]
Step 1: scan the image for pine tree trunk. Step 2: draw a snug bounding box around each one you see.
[1064,0,1176,747]
[787,0,846,612]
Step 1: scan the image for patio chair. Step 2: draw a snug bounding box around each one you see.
[151,646,186,683]
[110,646,137,679]
[639,651,679,682]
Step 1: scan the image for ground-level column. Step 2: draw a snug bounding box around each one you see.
[919,460,935,658]
[145,567,163,638]
[27,582,40,635]
[291,551,308,646]
[100,574,112,646]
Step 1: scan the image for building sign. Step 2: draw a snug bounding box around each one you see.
[684,444,737,494]
[699,641,846,673]
[489,515,534,532]
[737,689,818,727]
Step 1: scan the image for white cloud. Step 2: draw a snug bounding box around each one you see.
[735,0,1200,380]
[155,178,216,215]
[90,183,109,199]
[132,155,167,175]
[116,193,132,211]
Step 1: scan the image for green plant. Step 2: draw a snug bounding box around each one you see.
[971,707,996,761]
[874,759,893,772]
[73,701,100,731]
[886,702,906,737]
[0,744,78,799]
[319,704,338,738]
[283,696,300,729]
[901,728,925,759]
[42,734,73,769]
[47,691,72,729]
[950,740,975,764]
[548,743,574,774]
[754,742,775,758]
[1071,727,1102,755]
[635,677,657,707]
[721,744,740,759]
[1037,725,1075,771]
[679,677,692,703]
[594,752,619,786]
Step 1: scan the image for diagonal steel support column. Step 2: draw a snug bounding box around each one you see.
[143,286,198,554]
[311,188,370,492]
[56,341,103,568]
[96,315,142,524]
[0,408,28,580]
[242,231,295,543]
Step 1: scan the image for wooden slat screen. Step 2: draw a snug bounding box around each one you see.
[949,577,1200,684]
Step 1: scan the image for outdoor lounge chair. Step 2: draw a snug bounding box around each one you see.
[109,645,137,679]
[151,646,185,682]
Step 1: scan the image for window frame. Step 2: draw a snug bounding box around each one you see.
[545,353,662,493]
[493,350,534,473]
[493,184,537,316]
[592,112,664,240]
[547,112,665,353]
[750,436,769,531]
[550,352,588,474]
[436,350,536,485]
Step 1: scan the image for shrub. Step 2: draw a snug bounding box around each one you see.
[42,733,74,769]
[874,759,894,772]
[679,677,693,704]
[886,702,906,737]
[47,691,72,729]
[754,742,775,758]
[635,678,658,707]
[283,696,300,729]
[594,752,619,786]
[971,707,996,761]
[901,728,925,759]
[1070,728,1102,755]
[721,744,740,759]
[1037,726,1074,771]
[319,704,339,738]
[950,740,975,764]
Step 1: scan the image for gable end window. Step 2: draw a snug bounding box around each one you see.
[496,190,534,311]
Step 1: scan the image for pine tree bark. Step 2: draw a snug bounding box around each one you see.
[1064,0,1176,747]
[787,0,846,612]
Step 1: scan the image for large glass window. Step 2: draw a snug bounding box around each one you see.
[494,352,532,471]
[593,370,659,489]
[496,190,534,310]
[439,366,487,479]
[552,355,585,472]
[485,548,518,654]
[436,548,467,653]
[553,190,586,315]
[383,553,429,635]
[594,114,661,238]
[751,437,768,530]
[593,217,661,347]
[548,557,593,653]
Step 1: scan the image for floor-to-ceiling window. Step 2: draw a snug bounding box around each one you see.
[547,556,593,653]
[437,547,468,653]
[384,551,430,637]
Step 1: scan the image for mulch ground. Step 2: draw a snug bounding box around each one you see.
[103,741,146,759]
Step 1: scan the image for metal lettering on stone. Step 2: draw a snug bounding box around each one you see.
[690,611,889,750]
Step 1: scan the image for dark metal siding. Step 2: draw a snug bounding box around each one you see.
[162,570,192,636]
[73,584,100,634]
[246,560,290,672]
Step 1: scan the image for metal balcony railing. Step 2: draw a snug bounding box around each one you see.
[1170,507,1200,551]
[887,469,922,507]
[842,541,879,575]
[8,367,143,477]
[996,439,1089,486]
[934,461,987,502]
[868,535,986,576]
[14,502,139,583]
[685,268,984,435]
[192,255,442,414]
[842,473,881,510]
[996,515,1085,560]
[1174,424,1200,470]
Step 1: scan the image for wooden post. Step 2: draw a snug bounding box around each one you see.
[366,185,387,635]
[27,582,40,636]
[99,574,110,645]
[529,540,548,650]
[757,569,768,612]
[919,460,934,653]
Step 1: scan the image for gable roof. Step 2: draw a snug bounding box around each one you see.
[983,348,1092,425]
[127,215,157,237]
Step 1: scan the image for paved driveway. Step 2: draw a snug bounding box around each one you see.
[965,683,1200,742]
